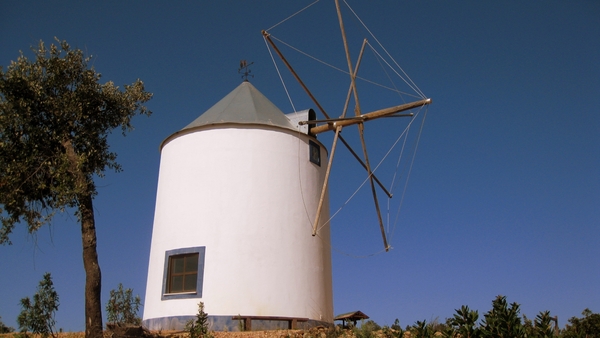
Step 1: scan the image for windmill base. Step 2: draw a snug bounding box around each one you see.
[142,315,333,331]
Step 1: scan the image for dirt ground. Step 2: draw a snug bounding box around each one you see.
[0,328,336,338]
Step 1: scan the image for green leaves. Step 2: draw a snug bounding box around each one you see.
[480,296,526,338]
[0,38,152,243]
[17,272,59,338]
[563,309,600,338]
[105,283,142,326]
[186,302,213,338]
[449,305,480,338]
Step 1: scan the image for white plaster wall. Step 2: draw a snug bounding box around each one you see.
[143,125,333,324]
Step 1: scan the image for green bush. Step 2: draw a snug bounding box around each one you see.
[185,302,213,338]
[17,273,59,338]
[0,316,15,333]
[106,283,142,326]
[480,295,526,338]
[353,319,381,338]
[410,320,434,338]
[383,319,404,338]
[563,309,600,338]
[448,305,481,338]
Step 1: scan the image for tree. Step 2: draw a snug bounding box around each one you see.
[17,272,60,338]
[106,283,142,326]
[563,309,600,338]
[449,305,481,338]
[480,295,526,338]
[0,39,152,338]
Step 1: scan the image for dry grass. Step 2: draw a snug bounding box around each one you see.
[0,330,317,338]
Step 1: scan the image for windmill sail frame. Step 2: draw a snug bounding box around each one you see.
[262,0,432,252]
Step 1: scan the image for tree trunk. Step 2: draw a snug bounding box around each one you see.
[79,192,103,338]
[62,139,103,338]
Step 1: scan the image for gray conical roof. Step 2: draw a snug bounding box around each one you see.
[182,81,295,131]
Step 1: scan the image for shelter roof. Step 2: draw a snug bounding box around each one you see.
[334,311,370,321]
[182,81,295,131]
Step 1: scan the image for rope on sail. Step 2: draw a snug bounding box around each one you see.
[342,0,427,99]
[316,107,421,234]
[264,36,296,112]
[269,35,422,99]
[270,35,348,73]
[370,44,404,103]
[368,43,426,100]
[386,111,417,234]
[388,105,429,244]
[265,0,321,32]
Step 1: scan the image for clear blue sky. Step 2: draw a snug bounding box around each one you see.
[1,0,599,332]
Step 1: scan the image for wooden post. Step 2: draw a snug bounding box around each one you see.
[313,125,342,236]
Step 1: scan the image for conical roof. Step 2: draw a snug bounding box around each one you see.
[182,81,295,131]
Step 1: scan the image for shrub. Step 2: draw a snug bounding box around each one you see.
[354,320,382,338]
[186,302,213,338]
[480,295,526,338]
[0,316,15,333]
[563,308,600,338]
[17,272,59,338]
[448,305,481,338]
[410,320,435,338]
[106,283,142,326]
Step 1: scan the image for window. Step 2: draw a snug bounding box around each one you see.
[162,247,205,300]
[309,140,321,166]
[167,253,198,293]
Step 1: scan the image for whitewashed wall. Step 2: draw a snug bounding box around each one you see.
[143,124,332,329]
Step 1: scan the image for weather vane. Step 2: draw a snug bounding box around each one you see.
[238,60,254,81]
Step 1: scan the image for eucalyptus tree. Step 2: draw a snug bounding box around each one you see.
[0,39,152,338]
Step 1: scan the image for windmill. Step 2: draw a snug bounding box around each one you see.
[142,1,431,331]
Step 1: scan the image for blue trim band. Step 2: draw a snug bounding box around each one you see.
[143,315,332,331]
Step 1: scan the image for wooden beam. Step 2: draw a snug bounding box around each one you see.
[313,125,342,236]
[310,98,431,134]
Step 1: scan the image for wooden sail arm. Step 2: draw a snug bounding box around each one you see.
[298,113,413,125]
[262,30,332,120]
[312,125,343,236]
[309,98,431,134]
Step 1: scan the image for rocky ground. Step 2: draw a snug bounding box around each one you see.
[0,327,371,338]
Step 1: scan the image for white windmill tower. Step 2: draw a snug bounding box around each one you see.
[142,78,333,331]
[143,0,431,332]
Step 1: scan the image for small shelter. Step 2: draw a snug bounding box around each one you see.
[334,311,370,328]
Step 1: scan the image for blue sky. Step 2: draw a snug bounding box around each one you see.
[1,0,599,332]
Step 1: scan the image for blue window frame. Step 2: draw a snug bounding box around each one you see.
[161,246,205,300]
